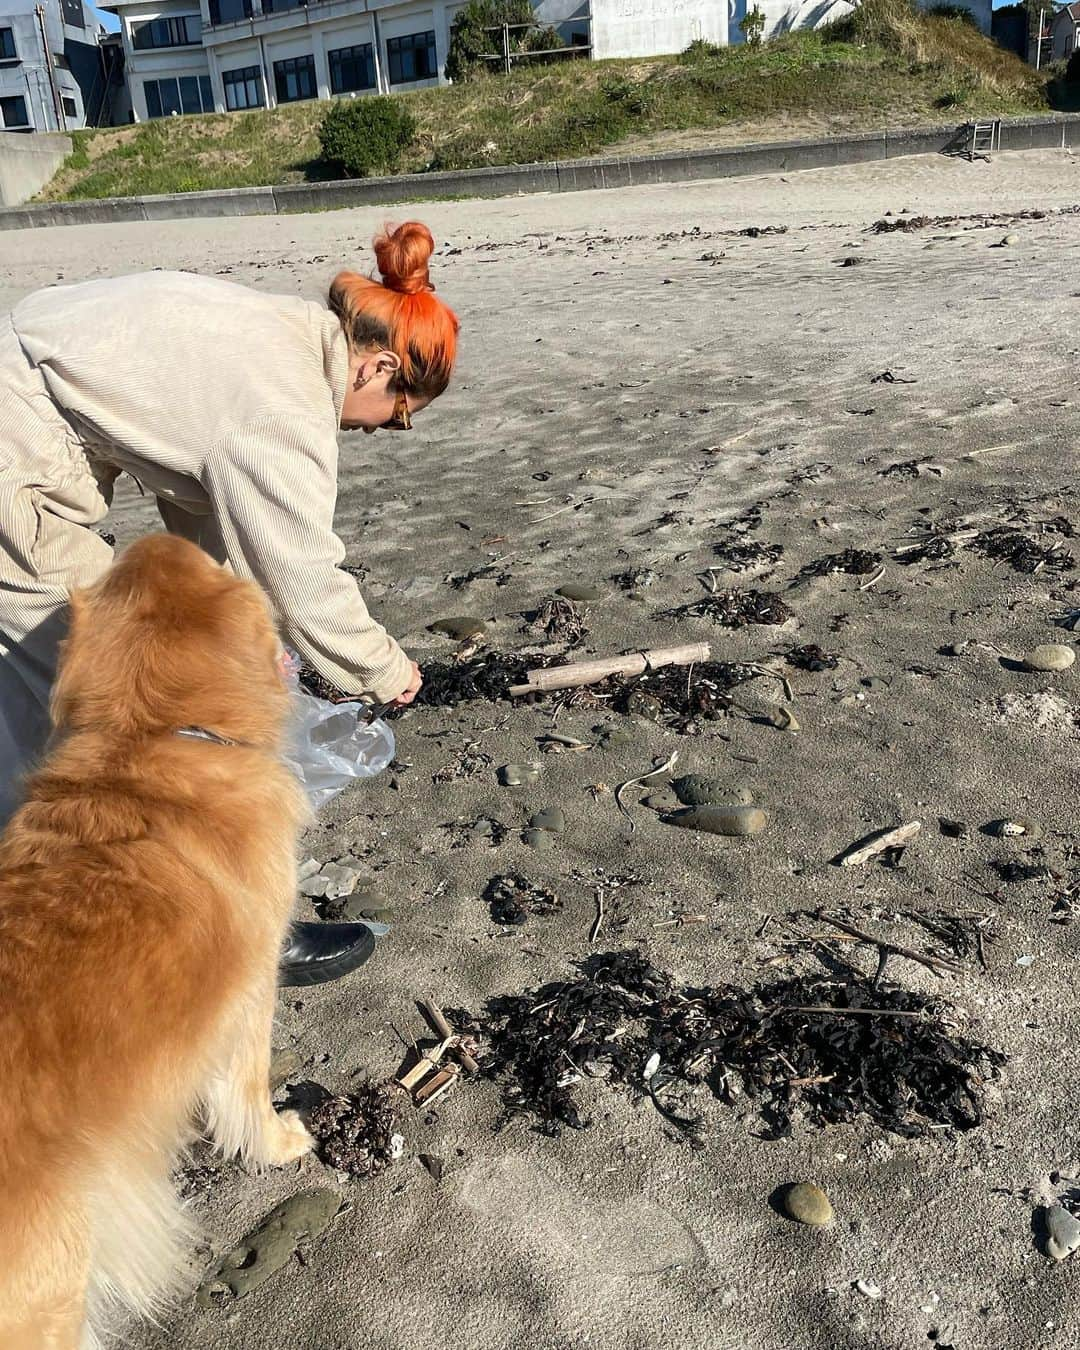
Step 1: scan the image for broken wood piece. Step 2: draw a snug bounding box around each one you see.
[509,643,710,696]
[832,820,922,867]
[418,999,480,1075]
[814,910,961,977]
[397,1040,450,1094]
[414,1065,459,1105]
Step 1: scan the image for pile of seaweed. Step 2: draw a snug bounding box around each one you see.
[450,952,1005,1144]
[414,653,547,708]
[308,1083,400,1178]
[604,661,757,729]
[799,549,882,579]
[666,588,792,628]
[967,527,1075,574]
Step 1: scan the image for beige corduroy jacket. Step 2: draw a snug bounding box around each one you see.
[11,270,411,704]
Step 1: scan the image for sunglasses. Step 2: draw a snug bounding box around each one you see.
[382,384,412,432]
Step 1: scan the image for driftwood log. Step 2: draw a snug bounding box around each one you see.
[509,643,711,697]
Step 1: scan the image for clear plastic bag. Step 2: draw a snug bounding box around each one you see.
[281,652,395,810]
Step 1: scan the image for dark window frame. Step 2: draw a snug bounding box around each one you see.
[386,29,437,85]
[0,26,17,62]
[223,63,263,110]
[131,14,202,49]
[0,93,30,128]
[142,75,214,118]
[61,94,78,117]
[207,0,252,26]
[272,53,316,104]
[328,41,375,94]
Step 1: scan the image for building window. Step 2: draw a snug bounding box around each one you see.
[273,54,316,104]
[0,26,17,61]
[0,94,29,128]
[223,64,263,110]
[143,76,214,118]
[207,0,252,25]
[132,14,202,49]
[329,43,375,94]
[386,30,437,84]
[62,95,78,117]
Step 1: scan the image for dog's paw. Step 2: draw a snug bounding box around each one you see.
[265,1108,315,1165]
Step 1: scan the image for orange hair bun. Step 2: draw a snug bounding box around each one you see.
[373,221,435,295]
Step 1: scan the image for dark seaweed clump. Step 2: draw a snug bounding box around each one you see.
[785,644,839,672]
[308,1084,399,1178]
[712,540,784,571]
[800,549,882,578]
[967,527,1075,574]
[669,588,792,627]
[450,952,1005,1144]
[484,874,562,925]
[414,653,550,708]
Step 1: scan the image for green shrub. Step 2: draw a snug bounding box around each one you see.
[926,3,976,21]
[446,0,562,83]
[740,5,767,46]
[317,96,416,177]
[681,38,724,62]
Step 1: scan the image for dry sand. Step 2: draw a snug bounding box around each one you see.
[3,148,1080,1349]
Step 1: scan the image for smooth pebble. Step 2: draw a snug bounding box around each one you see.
[499,762,541,786]
[523,828,555,852]
[1047,1205,1080,1261]
[529,806,566,834]
[556,584,604,602]
[667,805,767,837]
[780,1182,834,1227]
[671,774,739,807]
[429,616,486,641]
[1022,643,1075,673]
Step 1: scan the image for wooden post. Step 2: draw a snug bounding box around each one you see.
[503,21,511,74]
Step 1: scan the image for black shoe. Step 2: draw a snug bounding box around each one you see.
[279,921,378,988]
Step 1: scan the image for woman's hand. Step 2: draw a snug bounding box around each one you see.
[389,660,423,708]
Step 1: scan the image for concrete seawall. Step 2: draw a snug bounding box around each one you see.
[0,131,73,209]
[2,113,1077,231]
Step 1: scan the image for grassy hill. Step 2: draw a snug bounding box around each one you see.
[41,0,1051,202]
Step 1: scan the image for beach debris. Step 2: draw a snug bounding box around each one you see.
[967,527,1074,575]
[778,1182,834,1227]
[415,653,552,708]
[485,874,561,925]
[198,1190,342,1304]
[800,550,883,579]
[499,762,541,787]
[615,750,679,833]
[855,1279,883,1300]
[666,805,767,837]
[429,616,486,641]
[448,953,1005,1143]
[537,732,592,754]
[738,225,788,237]
[508,643,710,697]
[418,1153,444,1182]
[527,596,589,646]
[583,868,643,944]
[871,371,916,385]
[666,589,792,628]
[395,1001,480,1109]
[523,828,555,851]
[939,818,969,838]
[985,816,1043,840]
[613,566,659,590]
[1045,1204,1080,1261]
[806,910,963,979]
[712,540,784,572]
[833,820,922,867]
[1054,608,1080,632]
[309,1084,401,1179]
[786,644,839,671]
[768,706,800,731]
[1022,644,1075,673]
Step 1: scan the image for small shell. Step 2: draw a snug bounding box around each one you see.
[643,1051,661,1081]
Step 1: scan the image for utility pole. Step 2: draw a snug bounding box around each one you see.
[34,5,65,129]
[1036,5,1046,69]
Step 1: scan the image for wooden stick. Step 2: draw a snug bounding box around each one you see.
[780,1005,927,1019]
[833,820,922,867]
[418,999,480,1075]
[509,643,710,696]
[815,911,961,976]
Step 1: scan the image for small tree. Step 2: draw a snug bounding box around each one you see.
[740,5,766,45]
[317,97,416,178]
[446,0,563,83]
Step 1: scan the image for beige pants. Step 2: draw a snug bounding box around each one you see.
[0,318,114,825]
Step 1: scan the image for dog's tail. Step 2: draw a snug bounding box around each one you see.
[81,1150,198,1348]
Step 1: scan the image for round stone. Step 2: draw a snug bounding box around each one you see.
[1047,1205,1080,1261]
[1002,233,1019,246]
[671,774,728,807]
[1022,643,1075,673]
[780,1182,834,1227]
[556,584,604,603]
[529,807,566,834]
[499,762,541,787]
[428,616,486,641]
[667,805,767,836]
[523,828,555,851]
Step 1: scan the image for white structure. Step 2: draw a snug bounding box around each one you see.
[1050,1,1080,62]
[103,0,466,120]
[0,0,105,131]
[534,0,727,58]
[734,0,990,42]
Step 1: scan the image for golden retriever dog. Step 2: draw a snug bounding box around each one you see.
[0,535,314,1350]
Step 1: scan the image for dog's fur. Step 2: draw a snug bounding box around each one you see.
[0,535,314,1350]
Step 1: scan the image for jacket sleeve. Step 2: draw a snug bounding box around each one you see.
[203,412,412,704]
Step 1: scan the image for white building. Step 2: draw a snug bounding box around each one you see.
[103,0,464,120]
[534,0,727,58]
[732,0,991,42]
[0,0,109,131]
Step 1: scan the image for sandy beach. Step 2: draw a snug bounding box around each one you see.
[3,147,1080,1350]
